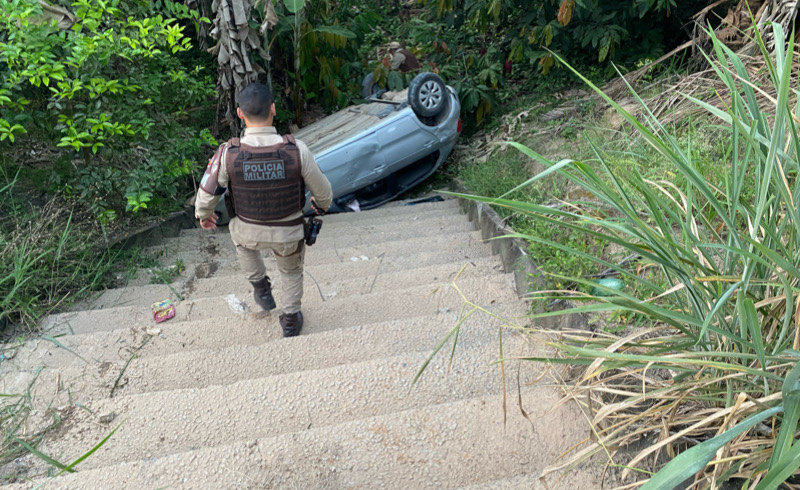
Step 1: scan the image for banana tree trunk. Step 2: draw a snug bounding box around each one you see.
[205,0,271,136]
[293,16,303,123]
[284,0,308,124]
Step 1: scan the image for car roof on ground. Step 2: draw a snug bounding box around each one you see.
[294,90,409,155]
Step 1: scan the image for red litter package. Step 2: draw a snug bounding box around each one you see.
[151,300,176,323]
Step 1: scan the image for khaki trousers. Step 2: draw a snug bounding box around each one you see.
[234,239,304,314]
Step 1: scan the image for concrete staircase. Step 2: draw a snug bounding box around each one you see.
[1,197,598,489]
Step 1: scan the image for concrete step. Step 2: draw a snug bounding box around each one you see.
[8,301,529,375]
[43,275,518,336]
[317,197,462,223]
[149,243,496,285]
[83,255,503,311]
[4,302,530,404]
[151,228,486,264]
[460,466,608,489]
[458,474,563,489]
[17,388,593,489]
[133,230,490,285]
[33,334,535,472]
[116,236,500,291]
[378,193,457,207]
[0,197,604,488]
[459,474,542,489]
[171,218,475,250]
[178,211,474,239]
[177,199,463,238]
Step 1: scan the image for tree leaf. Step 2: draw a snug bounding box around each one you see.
[598,39,610,62]
[283,0,306,14]
[388,71,403,91]
[314,25,356,39]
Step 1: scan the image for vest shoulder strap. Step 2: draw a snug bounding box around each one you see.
[283,134,296,146]
[224,139,238,177]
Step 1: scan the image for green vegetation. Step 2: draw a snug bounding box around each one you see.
[455,23,800,487]
[0,0,718,225]
[0,171,131,329]
[457,110,738,300]
[0,0,217,219]
[386,0,708,127]
[250,0,712,131]
[149,259,185,285]
[424,0,704,69]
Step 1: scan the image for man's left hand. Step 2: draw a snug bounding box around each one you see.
[199,215,218,230]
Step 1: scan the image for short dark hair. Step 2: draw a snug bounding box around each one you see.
[236,82,273,120]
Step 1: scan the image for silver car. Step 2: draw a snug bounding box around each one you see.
[216,73,460,219]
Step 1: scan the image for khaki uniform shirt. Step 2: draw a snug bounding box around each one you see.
[391,51,406,71]
[195,126,333,244]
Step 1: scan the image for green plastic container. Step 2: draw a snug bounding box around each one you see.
[590,277,625,296]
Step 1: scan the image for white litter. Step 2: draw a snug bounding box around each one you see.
[360,255,368,261]
[226,294,247,314]
[346,198,361,212]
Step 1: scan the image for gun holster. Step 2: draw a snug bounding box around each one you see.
[304,216,323,246]
[224,190,236,220]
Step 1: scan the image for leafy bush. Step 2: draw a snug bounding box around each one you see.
[254,0,707,130]
[369,0,707,128]
[425,0,709,71]
[0,0,215,218]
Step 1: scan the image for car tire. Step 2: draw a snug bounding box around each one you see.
[408,73,448,119]
[361,73,382,99]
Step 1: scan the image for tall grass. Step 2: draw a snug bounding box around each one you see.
[455,24,800,488]
[0,170,124,331]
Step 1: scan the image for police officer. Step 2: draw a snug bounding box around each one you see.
[195,82,332,337]
[388,41,420,73]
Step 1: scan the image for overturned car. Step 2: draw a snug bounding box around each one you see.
[216,72,460,220]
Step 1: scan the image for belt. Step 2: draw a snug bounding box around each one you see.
[237,216,305,227]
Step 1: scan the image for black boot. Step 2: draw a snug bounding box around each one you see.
[279,311,303,337]
[251,277,276,311]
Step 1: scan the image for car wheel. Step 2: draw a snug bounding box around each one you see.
[361,73,382,99]
[408,73,448,119]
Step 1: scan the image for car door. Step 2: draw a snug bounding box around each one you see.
[376,112,437,173]
[318,130,387,195]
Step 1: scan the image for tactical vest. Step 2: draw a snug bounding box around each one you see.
[397,49,420,72]
[224,135,306,226]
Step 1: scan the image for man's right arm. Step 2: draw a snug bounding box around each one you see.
[195,144,230,225]
[195,189,220,221]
